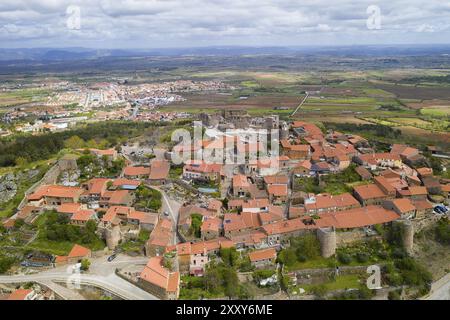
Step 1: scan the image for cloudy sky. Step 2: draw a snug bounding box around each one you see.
[1,0,450,48]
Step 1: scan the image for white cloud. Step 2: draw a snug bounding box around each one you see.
[0,0,449,47]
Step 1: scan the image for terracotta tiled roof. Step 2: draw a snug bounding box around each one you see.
[140,257,169,289]
[353,183,387,200]
[85,178,111,195]
[267,184,288,197]
[223,213,247,232]
[28,185,83,201]
[412,199,433,210]
[7,289,32,300]
[416,167,433,176]
[305,193,360,212]
[147,218,173,247]
[248,248,277,262]
[149,160,170,180]
[68,244,91,258]
[57,203,82,215]
[184,160,222,174]
[242,198,270,209]
[358,153,401,164]
[71,210,96,222]
[391,198,416,214]
[112,178,141,187]
[123,166,150,177]
[233,174,250,188]
[295,160,312,170]
[264,175,288,185]
[201,216,221,233]
[262,205,400,235]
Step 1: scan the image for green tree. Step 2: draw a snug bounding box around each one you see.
[80,259,91,271]
[190,214,203,238]
[13,219,25,229]
[0,256,15,274]
[64,135,85,149]
[435,217,450,245]
[220,247,239,267]
[292,234,321,260]
[278,249,297,267]
[15,156,28,167]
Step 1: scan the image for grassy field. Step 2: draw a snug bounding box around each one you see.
[0,88,50,108]
[297,274,363,294]
[420,107,450,117]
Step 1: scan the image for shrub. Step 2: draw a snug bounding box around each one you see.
[189,214,203,238]
[435,217,450,245]
[80,259,91,271]
[0,256,16,274]
[292,234,321,260]
[388,290,401,300]
[356,252,370,263]
[278,249,297,267]
[337,252,352,265]
[311,284,327,298]
[253,269,276,283]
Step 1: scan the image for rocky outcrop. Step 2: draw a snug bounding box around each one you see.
[0,169,40,204]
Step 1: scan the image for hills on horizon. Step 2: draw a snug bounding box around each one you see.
[1,44,450,61]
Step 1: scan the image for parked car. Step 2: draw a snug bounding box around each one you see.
[163,211,170,216]
[107,254,117,262]
[434,206,446,214]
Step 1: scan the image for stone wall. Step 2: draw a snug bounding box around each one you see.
[336,229,382,246]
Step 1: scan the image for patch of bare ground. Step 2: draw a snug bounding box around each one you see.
[375,84,450,100]
[299,115,372,124]
[405,99,450,109]
[414,227,450,281]
[398,126,450,144]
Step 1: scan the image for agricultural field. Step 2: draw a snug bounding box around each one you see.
[420,106,450,117]
[0,88,51,108]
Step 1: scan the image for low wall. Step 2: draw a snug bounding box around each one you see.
[18,164,61,210]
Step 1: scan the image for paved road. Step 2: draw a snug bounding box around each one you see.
[147,185,181,245]
[425,273,450,300]
[0,254,157,300]
[38,280,86,300]
[290,92,309,117]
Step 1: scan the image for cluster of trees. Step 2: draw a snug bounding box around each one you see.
[401,75,450,84]
[278,234,321,266]
[324,122,402,139]
[382,224,433,294]
[434,217,450,245]
[383,256,432,295]
[40,211,101,246]
[181,247,254,299]
[189,214,203,238]
[336,240,387,265]
[0,256,15,274]
[0,121,155,167]
[77,152,125,180]
[135,185,162,211]
[294,165,361,195]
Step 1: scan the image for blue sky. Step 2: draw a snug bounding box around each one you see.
[1,0,450,48]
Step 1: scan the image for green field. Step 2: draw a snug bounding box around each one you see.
[420,107,450,117]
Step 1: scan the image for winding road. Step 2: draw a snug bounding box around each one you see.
[0,255,158,300]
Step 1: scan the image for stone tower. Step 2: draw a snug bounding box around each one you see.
[105,223,121,250]
[317,227,336,258]
[399,220,414,255]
